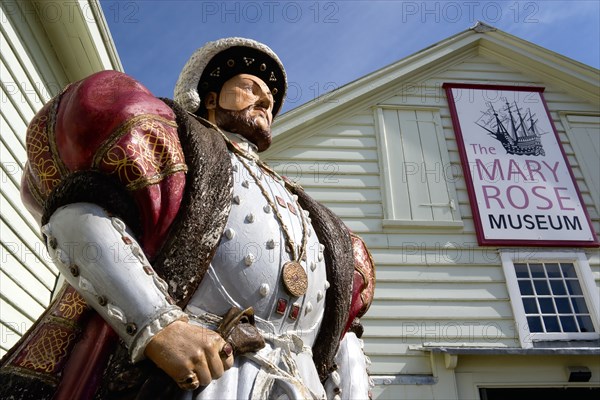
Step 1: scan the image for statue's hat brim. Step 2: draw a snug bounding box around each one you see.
[174,37,286,117]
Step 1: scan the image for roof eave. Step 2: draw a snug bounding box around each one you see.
[37,0,123,83]
[270,24,599,152]
[269,28,480,151]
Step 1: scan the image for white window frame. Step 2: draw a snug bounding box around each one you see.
[500,250,600,348]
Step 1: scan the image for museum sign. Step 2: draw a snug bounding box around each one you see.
[444,83,598,247]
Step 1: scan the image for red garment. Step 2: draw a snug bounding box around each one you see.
[5,70,376,399]
[21,70,186,259]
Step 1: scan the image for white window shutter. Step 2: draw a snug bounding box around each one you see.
[562,114,600,214]
[377,107,460,226]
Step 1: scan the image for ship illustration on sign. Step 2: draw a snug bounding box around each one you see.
[475,98,545,156]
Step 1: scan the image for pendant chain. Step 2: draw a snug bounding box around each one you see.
[235,153,308,263]
[188,113,308,263]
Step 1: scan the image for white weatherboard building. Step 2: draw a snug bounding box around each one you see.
[0,0,121,355]
[1,2,599,399]
[264,22,600,399]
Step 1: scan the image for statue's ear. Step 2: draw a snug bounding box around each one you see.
[204,92,217,110]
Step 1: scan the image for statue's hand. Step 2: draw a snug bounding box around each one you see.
[144,320,234,391]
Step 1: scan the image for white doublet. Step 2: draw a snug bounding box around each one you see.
[41,134,370,399]
[187,151,328,343]
[183,142,330,399]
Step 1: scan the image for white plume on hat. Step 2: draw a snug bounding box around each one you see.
[174,37,286,115]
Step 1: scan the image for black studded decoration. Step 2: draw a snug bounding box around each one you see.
[197,46,286,116]
[125,323,137,335]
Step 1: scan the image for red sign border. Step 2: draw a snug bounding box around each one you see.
[443,82,599,247]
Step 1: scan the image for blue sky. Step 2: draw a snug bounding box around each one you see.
[100,0,600,114]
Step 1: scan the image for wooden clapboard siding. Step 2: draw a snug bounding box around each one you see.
[268,111,383,238]
[1,4,59,355]
[394,55,600,236]
[266,51,599,378]
[0,0,121,358]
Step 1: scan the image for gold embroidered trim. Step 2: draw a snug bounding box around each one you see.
[16,326,76,373]
[27,113,60,197]
[46,96,68,178]
[92,114,178,168]
[45,315,80,330]
[25,166,45,208]
[55,290,87,319]
[92,114,187,190]
[125,164,188,191]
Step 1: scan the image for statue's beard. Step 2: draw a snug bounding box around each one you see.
[215,104,271,152]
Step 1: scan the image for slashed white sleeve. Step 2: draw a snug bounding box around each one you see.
[44,202,186,362]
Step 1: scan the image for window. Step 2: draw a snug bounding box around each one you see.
[501,251,600,348]
[515,262,595,334]
[375,106,462,229]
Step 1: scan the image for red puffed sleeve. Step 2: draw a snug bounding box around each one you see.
[21,70,187,259]
[344,233,376,334]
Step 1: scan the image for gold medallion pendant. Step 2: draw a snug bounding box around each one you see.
[282,261,308,297]
[231,150,311,299]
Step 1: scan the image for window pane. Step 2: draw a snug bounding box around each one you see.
[555,297,572,313]
[515,263,529,278]
[509,257,595,337]
[571,297,589,314]
[530,263,545,278]
[560,316,578,332]
[534,280,550,295]
[561,263,577,278]
[527,316,543,333]
[565,280,583,295]
[577,315,595,332]
[522,297,538,314]
[550,280,567,295]
[539,298,556,314]
[518,280,534,295]
[543,316,561,332]
[545,263,561,278]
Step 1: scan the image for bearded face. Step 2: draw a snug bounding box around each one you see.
[215,103,272,152]
[207,74,275,152]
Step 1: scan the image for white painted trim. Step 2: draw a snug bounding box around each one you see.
[500,250,600,349]
[272,26,599,153]
[375,107,395,220]
[382,219,464,230]
[376,105,443,112]
[34,0,123,83]
[433,110,462,223]
[371,374,437,385]
[87,0,123,71]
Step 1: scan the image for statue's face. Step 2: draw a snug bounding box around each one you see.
[219,74,274,126]
[211,74,274,151]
